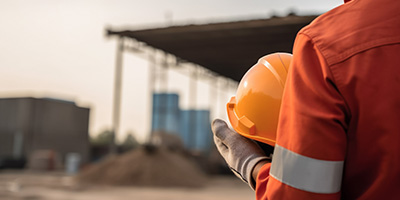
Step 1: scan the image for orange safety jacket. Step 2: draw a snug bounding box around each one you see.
[256,0,400,199]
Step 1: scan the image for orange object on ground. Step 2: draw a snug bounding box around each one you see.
[256,0,400,199]
[227,53,292,146]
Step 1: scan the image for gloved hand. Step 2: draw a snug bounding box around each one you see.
[212,119,270,190]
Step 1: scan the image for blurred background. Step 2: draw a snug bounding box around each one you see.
[0,0,342,199]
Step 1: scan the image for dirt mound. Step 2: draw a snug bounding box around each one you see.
[78,146,207,187]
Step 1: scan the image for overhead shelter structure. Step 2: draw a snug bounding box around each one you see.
[105,14,317,148]
[107,14,316,81]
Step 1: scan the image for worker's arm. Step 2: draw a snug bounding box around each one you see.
[252,160,269,182]
[211,119,270,190]
[255,32,348,200]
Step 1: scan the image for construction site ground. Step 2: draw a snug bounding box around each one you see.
[0,170,254,200]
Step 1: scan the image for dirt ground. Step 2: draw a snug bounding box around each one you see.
[0,170,254,200]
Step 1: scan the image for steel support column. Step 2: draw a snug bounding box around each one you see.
[110,37,124,154]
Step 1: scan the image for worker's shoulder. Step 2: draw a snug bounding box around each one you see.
[299,0,400,66]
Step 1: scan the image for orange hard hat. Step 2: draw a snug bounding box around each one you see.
[226,52,292,146]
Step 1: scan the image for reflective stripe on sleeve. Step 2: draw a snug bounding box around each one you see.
[270,144,344,194]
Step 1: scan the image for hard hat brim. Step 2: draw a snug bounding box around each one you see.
[227,96,276,146]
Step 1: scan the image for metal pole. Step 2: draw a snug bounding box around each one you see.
[219,78,228,119]
[147,50,156,143]
[189,66,198,150]
[110,36,124,154]
[209,76,218,120]
[162,52,169,131]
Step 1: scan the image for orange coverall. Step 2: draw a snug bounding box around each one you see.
[256,0,400,199]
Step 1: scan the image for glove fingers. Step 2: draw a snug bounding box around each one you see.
[212,118,232,141]
[213,134,229,155]
[211,119,269,190]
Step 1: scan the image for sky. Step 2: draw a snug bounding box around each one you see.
[0,0,343,143]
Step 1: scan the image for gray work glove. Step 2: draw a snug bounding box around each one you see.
[212,119,270,190]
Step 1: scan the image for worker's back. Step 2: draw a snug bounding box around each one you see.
[297,0,400,199]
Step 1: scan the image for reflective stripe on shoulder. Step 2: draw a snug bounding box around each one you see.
[270,144,344,194]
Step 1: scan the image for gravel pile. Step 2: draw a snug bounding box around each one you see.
[78,146,207,188]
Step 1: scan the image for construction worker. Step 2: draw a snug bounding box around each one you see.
[212,0,400,199]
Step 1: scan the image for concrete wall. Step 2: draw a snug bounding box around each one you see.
[0,97,90,164]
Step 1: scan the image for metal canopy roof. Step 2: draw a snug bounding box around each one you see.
[107,15,317,82]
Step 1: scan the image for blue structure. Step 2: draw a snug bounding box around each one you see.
[151,93,180,134]
[179,110,213,152]
[151,93,212,153]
